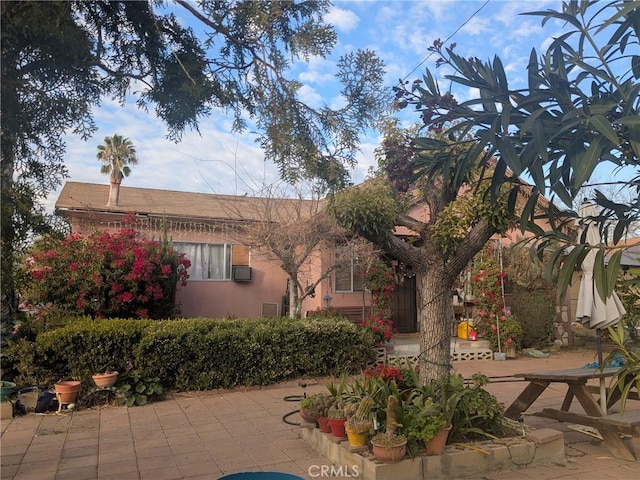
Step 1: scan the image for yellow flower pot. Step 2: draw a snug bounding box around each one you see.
[345,426,368,447]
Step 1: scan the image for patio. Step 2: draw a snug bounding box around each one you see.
[1,348,638,480]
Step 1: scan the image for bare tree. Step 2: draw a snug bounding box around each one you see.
[224,183,376,318]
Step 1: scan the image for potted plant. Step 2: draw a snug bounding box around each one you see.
[370,395,407,463]
[327,402,347,439]
[0,381,16,402]
[92,369,119,388]
[299,394,322,425]
[404,395,448,454]
[345,417,372,447]
[54,379,81,405]
[314,393,335,433]
[344,396,374,447]
[424,416,450,455]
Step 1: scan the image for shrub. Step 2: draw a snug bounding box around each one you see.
[18,221,190,322]
[511,287,554,348]
[6,316,376,394]
[6,318,151,395]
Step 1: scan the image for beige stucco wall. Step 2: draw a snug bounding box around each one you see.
[175,254,290,318]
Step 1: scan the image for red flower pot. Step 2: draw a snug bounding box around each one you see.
[318,416,332,434]
[328,417,347,438]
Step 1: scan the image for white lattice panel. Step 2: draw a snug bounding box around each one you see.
[367,347,388,368]
[387,349,492,365]
[451,349,493,361]
[388,355,419,368]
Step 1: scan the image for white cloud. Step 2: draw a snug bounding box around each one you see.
[461,16,491,36]
[424,0,453,22]
[326,6,359,32]
[296,84,324,108]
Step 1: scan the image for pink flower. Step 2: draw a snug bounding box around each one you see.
[116,292,134,303]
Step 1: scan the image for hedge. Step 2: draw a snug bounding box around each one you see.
[6,316,376,393]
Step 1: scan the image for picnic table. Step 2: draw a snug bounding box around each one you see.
[504,367,640,461]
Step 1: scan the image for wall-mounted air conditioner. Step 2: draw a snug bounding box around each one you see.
[232,265,252,282]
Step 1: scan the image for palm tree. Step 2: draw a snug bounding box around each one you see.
[97,134,138,206]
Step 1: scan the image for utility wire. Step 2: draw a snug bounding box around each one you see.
[401,0,491,82]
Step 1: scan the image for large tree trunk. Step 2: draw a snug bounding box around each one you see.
[107,180,121,206]
[289,276,301,318]
[418,264,455,385]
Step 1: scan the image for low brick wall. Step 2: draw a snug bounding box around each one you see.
[300,425,565,480]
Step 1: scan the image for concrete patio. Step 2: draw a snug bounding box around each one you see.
[1,347,638,480]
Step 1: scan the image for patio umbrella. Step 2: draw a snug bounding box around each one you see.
[575,201,626,411]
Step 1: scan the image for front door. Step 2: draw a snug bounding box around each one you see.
[392,276,417,333]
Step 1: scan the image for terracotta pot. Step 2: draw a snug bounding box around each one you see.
[299,408,319,425]
[92,371,119,388]
[425,424,452,455]
[345,426,368,447]
[318,416,332,434]
[328,417,347,439]
[54,381,80,404]
[371,440,407,463]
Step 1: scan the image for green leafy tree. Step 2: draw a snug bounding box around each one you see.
[330,125,513,383]
[1,1,388,335]
[392,1,639,300]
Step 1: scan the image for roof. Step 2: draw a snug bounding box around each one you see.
[620,244,640,267]
[611,241,640,268]
[55,182,322,224]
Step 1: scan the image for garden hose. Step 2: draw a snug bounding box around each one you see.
[281,383,308,426]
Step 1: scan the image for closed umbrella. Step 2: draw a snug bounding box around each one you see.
[575,201,626,411]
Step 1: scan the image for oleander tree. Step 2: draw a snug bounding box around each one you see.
[392,1,639,299]
[333,1,639,384]
[330,125,514,383]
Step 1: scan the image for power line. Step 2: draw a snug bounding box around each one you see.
[401,0,490,82]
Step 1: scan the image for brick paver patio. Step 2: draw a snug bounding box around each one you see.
[1,346,638,479]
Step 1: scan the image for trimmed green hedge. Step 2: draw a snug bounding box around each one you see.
[6,316,375,393]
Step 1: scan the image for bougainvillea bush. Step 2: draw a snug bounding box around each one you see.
[20,223,190,323]
[358,259,397,345]
[471,244,523,352]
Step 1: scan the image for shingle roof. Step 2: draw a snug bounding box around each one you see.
[55,182,321,224]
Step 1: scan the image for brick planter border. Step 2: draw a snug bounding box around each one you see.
[300,426,565,480]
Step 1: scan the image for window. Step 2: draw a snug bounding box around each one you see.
[335,247,365,292]
[174,242,248,281]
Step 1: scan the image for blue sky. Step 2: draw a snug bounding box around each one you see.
[51,0,623,212]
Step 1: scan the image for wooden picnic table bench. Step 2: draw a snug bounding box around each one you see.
[504,367,640,461]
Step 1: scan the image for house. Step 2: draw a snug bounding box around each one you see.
[55,180,574,338]
[55,181,327,319]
